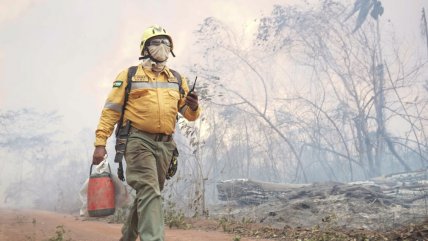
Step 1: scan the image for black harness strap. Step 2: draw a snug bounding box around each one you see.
[116,66,137,181]
[116,66,137,135]
[170,69,184,97]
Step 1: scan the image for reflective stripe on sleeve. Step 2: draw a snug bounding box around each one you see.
[104,102,122,112]
[131,82,179,90]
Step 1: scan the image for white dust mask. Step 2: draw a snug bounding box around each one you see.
[148,44,170,62]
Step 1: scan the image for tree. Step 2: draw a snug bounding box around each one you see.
[191,0,428,184]
[0,109,89,211]
[345,0,384,32]
[262,2,428,177]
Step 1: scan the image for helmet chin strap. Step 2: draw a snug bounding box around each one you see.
[140,55,166,73]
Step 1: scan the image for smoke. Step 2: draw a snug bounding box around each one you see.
[0,0,47,25]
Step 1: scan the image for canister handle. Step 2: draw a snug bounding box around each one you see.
[89,161,112,177]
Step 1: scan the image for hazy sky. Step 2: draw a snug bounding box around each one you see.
[0,0,427,136]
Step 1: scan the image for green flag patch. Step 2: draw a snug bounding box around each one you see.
[113,81,123,88]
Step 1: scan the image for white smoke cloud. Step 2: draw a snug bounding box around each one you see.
[0,0,47,25]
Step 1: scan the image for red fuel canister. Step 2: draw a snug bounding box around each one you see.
[87,163,115,217]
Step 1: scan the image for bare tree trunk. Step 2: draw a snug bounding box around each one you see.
[373,18,385,177]
[422,8,428,57]
[383,132,411,171]
[244,119,251,178]
[354,113,376,178]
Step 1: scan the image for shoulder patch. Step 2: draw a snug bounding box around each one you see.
[113,81,123,88]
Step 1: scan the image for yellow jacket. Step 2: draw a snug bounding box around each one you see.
[94,64,201,146]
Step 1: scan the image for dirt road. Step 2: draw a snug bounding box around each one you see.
[0,209,268,241]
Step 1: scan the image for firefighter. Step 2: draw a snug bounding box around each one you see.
[92,25,200,241]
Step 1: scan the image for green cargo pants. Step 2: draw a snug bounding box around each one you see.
[120,131,176,241]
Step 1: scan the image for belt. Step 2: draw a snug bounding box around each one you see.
[130,127,173,142]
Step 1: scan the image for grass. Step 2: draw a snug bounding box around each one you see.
[46,225,72,241]
[164,201,190,229]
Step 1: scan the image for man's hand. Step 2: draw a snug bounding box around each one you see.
[186,92,199,111]
[92,146,107,165]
